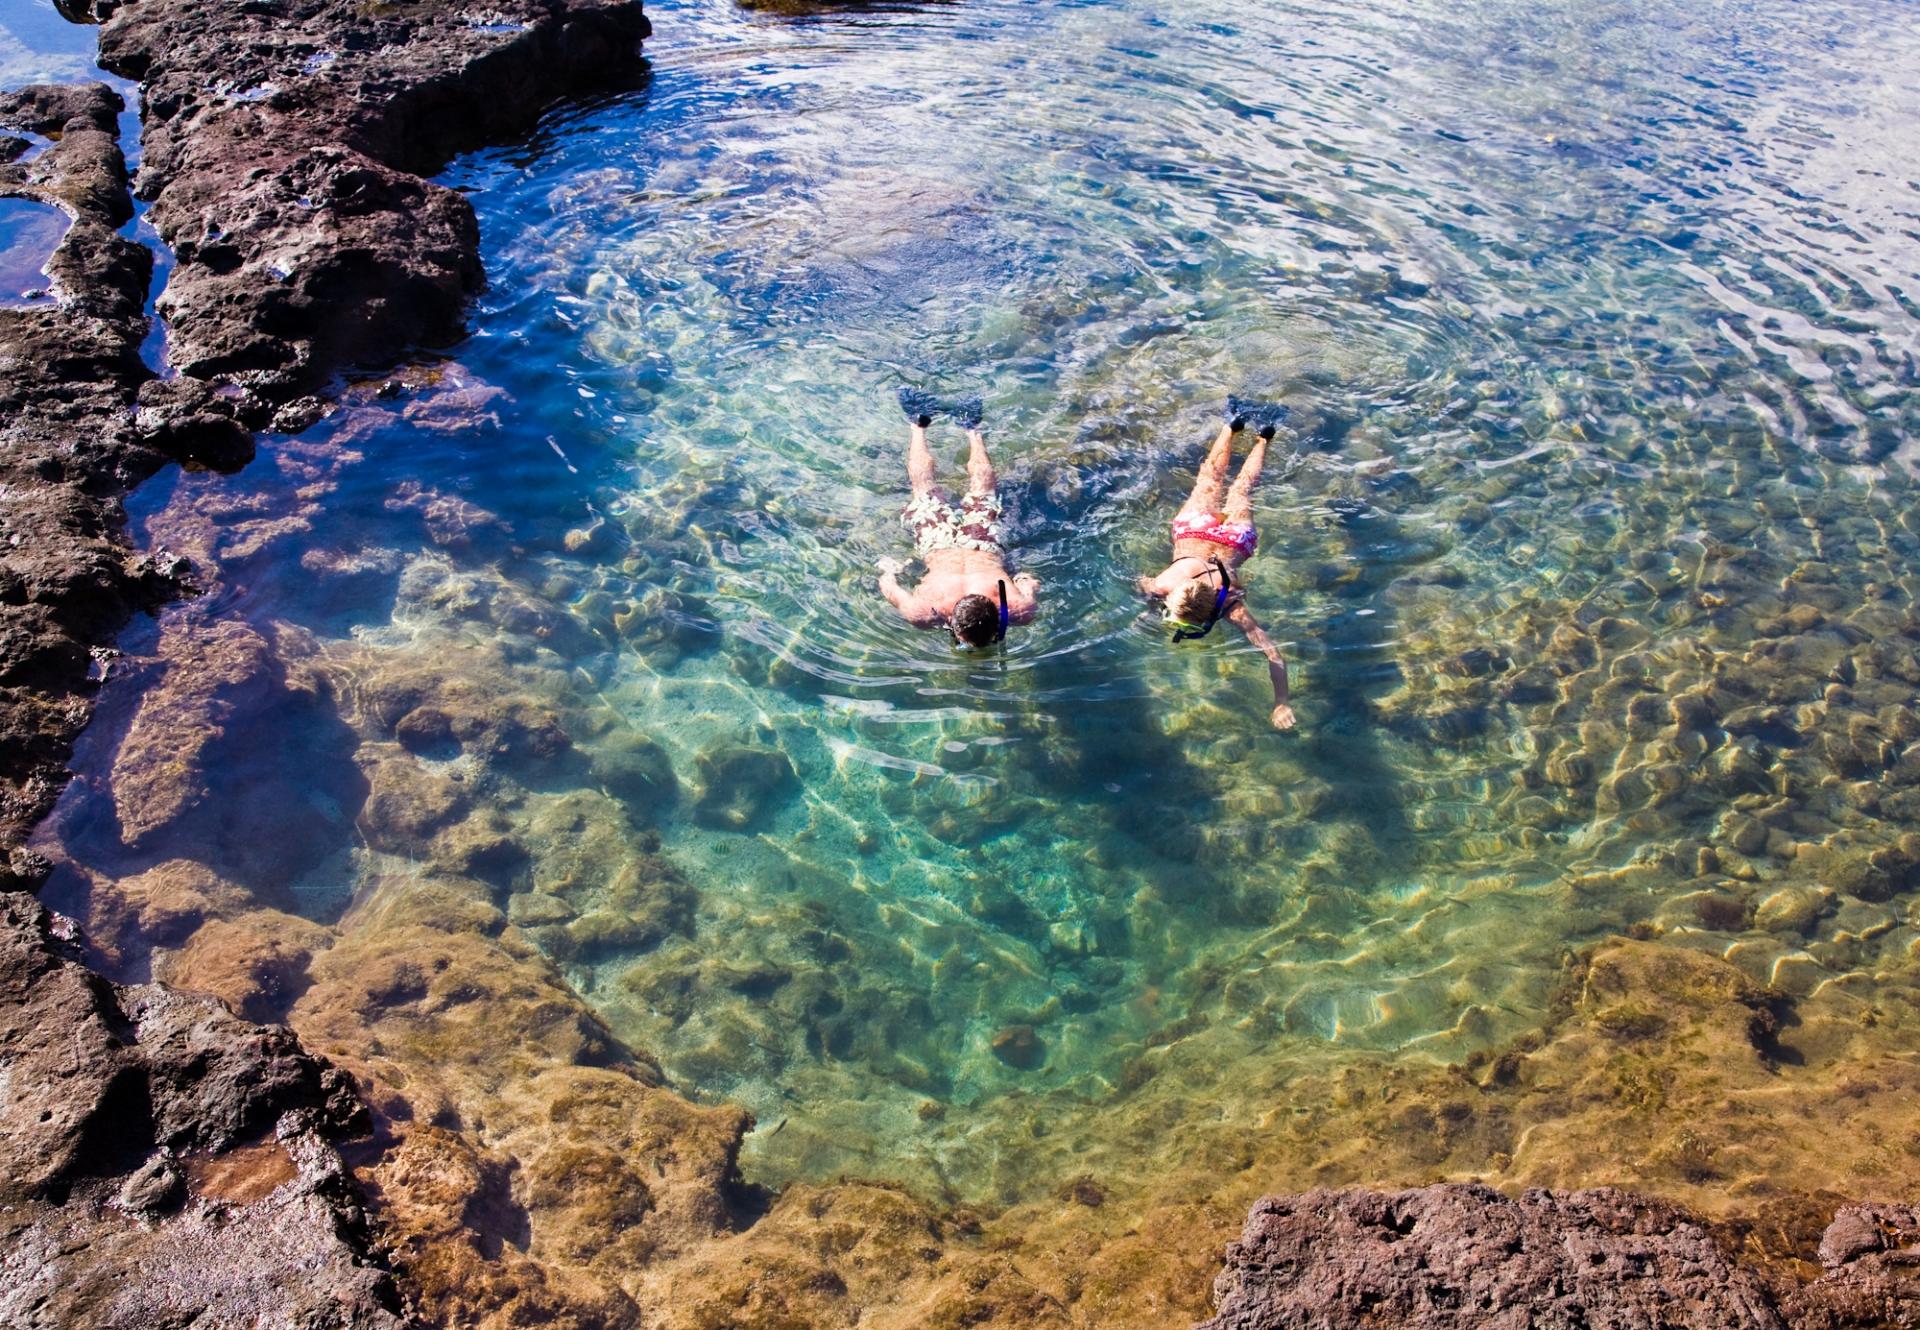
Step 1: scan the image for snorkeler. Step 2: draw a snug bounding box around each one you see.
[1136,399,1296,731]
[877,388,1040,648]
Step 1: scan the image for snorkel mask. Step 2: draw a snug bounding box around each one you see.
[1170,558,1232,642]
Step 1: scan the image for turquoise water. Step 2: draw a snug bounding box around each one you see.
[45,0,1920,1202]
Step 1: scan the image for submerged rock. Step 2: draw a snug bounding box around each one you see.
[991,1023,1045,1070]
[589,727,680,819]
[1755,886,1829,937]
[104,618,368,893]
[359,749,472,851]
[692,740,798,829]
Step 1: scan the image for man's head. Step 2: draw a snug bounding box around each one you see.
[951,593,1001,648]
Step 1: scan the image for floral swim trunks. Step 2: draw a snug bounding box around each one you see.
[903,486,1004,556]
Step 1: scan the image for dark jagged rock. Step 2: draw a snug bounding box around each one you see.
[95,0,651,403]
[1199,1185,1785,1330]
[1783,1203,1920,1329]
[1202,1186,1920,1330]
[0,893,405,1328]
[1,2,653,840]
[0,7,654,1325]
[0,83,168,853]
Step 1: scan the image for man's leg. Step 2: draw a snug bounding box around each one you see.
[1223,434,1269,525]
[956,428,1007,553]
[908,420,938,497]
[1180,422,1235,518]
[964,428,996,497]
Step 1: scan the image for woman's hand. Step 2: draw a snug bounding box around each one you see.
[876,556,905,577]
[1270,703,1297,732]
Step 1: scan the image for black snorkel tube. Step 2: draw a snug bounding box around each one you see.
[950,580,1012,652]
[1171,558,1232,642]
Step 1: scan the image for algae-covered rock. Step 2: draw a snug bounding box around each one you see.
[159,911,332,1024]
[107,619,366,890]
[1754,886,1828,937]
[358,750,470,852]
[509,892,578,929]
[589,728,680,818]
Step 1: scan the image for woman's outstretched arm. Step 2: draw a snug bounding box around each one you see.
[1227,601,1295,731]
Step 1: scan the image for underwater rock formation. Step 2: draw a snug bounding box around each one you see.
[94,0,652,407]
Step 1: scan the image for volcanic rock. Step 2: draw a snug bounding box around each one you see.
[0,892,402,1328]
[95,0,652,404]
[1199,1184,1784,1330]
[0,84,162,850]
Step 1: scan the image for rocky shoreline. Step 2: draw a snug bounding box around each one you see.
[5,2,1920,1328]
[1,0,656,859]
[0,2,659,1324]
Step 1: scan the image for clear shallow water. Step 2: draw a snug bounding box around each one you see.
[0,195,67,301]
[0,0,100,86]
[44,0,1920,1203]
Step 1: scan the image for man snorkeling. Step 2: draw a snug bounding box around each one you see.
[878,389,1040,648]
[1136,398,1296,731]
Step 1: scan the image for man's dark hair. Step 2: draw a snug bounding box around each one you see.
[951,594,1000,648]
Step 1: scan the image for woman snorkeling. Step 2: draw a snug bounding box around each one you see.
[1135,399,1296,731]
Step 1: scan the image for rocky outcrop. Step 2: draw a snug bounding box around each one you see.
[1200,1185,1920,1330]
[1783,1203,1920,1329]
[2,5,660,1327]
[1199,1185,1784,1330]
[0,82,174,863]
[95,0,651,410]
[0,891,406,1328]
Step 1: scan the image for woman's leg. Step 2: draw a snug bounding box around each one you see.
[1223,434,1269,524]
[1180,423,1236,518]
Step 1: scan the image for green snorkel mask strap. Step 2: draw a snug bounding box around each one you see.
[1171,558,1232,642]
[994,579,1009,644]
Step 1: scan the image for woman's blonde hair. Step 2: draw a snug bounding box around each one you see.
[1168,579,1217,625]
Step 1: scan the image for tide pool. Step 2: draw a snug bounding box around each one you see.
[44,0,1920,1211]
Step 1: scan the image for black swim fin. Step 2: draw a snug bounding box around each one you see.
[1227,394,1289,439]
[943,395,985,430]
[897,386,940,427]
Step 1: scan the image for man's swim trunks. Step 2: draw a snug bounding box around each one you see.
[904,486,1003,556]
[1172,511,1257,556]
